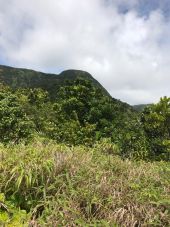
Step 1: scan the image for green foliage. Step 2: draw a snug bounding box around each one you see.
[0,65,170,225]
[0,65,169,161]
[1,77,168,161]
[0,86,34,143]
[0,140,170,226]
[141,96,170,160]
[0,65,109,99]
[133,104,151,112]
[17,88,53,133]
[47,78,147,158]
[0,193,28,226]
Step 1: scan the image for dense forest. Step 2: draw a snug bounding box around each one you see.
[0,65,170,226]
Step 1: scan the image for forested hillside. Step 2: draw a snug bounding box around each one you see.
[0,65,170,226]
[0,65,110,98]
[0,65,169,160]
[133,104,151,112]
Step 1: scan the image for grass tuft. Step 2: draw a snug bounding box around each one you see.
[0,139,170,226]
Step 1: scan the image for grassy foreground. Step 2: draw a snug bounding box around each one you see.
[0,139,170,226]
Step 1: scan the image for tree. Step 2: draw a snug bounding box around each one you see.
[47,79,98,144]
[141,96,170,160]
[0,87,34,143]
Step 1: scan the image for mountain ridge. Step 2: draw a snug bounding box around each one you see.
[0,65,139,111]
[0,64,112,99]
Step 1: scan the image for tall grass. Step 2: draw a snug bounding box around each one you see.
[0,139,170,226]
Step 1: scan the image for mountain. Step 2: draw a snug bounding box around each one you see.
[133,104,151,111]
[0,65,110,99]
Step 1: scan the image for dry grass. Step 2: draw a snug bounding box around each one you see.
[0,139,170,226]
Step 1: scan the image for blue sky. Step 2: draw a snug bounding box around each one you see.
[117,0,170,17]
[0,0,170,104]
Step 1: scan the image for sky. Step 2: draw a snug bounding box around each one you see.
[0,0,170,104]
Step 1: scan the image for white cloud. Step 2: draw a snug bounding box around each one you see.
[0,0,170,104]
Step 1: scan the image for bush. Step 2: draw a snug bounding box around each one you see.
[0,89,34,143]
[141,97,170,160]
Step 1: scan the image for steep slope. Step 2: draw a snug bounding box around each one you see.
[0,65,110,98]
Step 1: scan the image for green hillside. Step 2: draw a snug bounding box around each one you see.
[133,104,151,111]
[0,64,144,155]
[0,65,110,98]
[0,64,169,161]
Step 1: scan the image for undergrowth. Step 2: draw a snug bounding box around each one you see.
[0,139,170,226]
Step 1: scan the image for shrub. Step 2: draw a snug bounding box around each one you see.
[0,89,34,143]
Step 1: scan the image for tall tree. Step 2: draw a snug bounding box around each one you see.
[0,86,34,143]
[141,96,170,160]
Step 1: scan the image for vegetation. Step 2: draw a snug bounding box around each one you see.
[0,139,170,226]
[0,65,110,99]
[0,87,33,144]
[0,65,169,225]
[141,97,170,160]
[133,104,151,112]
